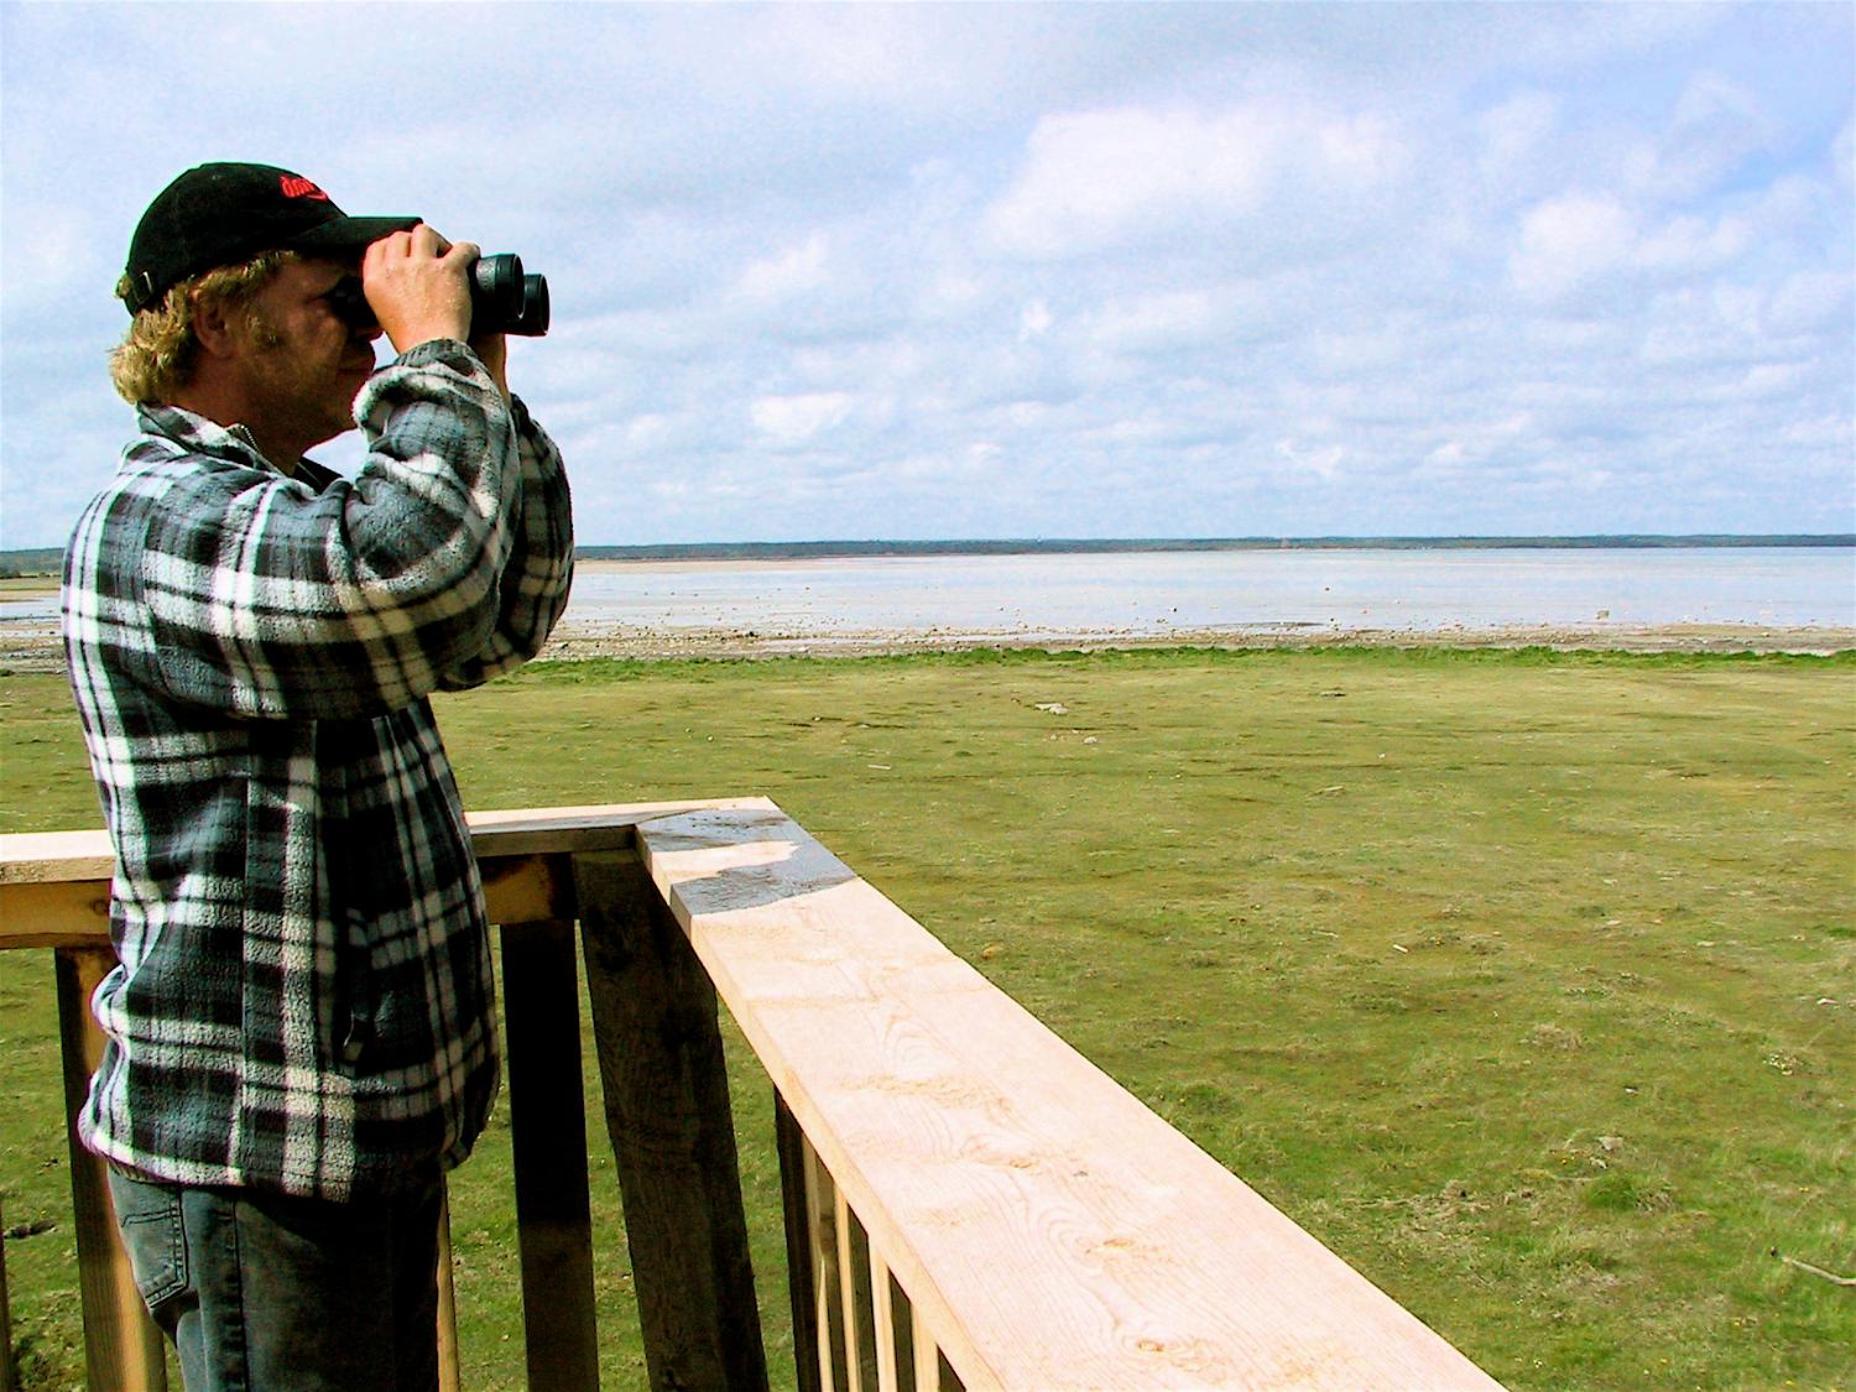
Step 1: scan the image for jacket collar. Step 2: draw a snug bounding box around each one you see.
[135,401,336,488]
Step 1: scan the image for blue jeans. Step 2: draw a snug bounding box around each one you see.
[106,1166,443,1392]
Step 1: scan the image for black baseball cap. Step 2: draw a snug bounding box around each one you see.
[120,162,420,315]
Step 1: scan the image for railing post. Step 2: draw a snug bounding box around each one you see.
[435,1185,460,1392]
[500,917,600,1392]
[54,947,167,1392]
[573,848,770,1392]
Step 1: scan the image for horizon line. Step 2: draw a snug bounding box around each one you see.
[2,532,1853,568]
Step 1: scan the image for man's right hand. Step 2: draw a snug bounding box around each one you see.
[363,225,478,355]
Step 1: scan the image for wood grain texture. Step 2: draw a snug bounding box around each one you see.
[910,1308,961,1392]
[0,829,112,883]
[0,879,110,948]
[437,1188,460,1392]
[479,854,570,929]
[635,805,1509,1392]
[0,801,776,885]
[910,1308,939,1392]
[55,948,168,1392]
[0,801,776,947]
[573,849,770,1392]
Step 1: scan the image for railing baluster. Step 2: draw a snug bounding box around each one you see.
[909,1308,939,1392]
[776,1093,825,1392]
[54,947,166,1392]
[501,918,600,1391]
[573,848,769,1392]
[838,1193,883,1392]
[804,1137,849,1392]
[884,1264,918,1389]
[868,1250,900,1392]
[834,1188,864,1392]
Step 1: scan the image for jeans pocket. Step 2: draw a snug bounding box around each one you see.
[107,1169,190,1311]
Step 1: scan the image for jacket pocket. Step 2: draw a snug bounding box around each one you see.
[337,906,377,1067]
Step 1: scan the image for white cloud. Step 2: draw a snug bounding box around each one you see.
[1314,112,1406,189]
[1085,292,1218,354]
[1510,192,1638,299]
[984,96,1417,261]
[735,234,831,303]
[1634,211,1752,276]
[1779,414,1853,450]
[1,202,105,313]
[1,3,1849,544]
[1766,270,1854,337]
[985,105,1279,257]
[750,392,856,445]
[1478,91,1559,184]
[1699,362,1811,403]
[1276,438,1346,481]
[918,269,988,321]
[1510,192,1759,301]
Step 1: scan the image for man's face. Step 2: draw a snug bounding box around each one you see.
[227,256,381,454]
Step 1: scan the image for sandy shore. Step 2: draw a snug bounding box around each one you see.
[535,620,1856,662]
[4,573,1848,673]
[13,620,1838,675]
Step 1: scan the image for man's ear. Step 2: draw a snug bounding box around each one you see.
[190,293,240,360]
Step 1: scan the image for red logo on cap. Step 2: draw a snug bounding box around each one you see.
[279,175,330,202]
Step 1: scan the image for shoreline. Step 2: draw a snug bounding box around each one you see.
[535,620,1856,662]
[9,621,1845,676]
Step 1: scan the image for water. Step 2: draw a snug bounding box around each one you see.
[548,547,1855,639]
[9,547,1852,639]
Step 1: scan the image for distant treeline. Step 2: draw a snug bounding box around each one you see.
[4,534,1851,577]
[0,549,63,578]
[570,535,1855,563]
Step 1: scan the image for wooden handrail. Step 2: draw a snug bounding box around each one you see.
[635,804,1504,1390]
[0,799,778,948]
[2,801,1507,1391]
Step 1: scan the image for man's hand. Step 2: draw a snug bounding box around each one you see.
[363,226,477,355]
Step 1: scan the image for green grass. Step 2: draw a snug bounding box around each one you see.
[3,647,1852,1390]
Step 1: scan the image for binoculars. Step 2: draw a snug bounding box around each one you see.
[328,252,550,337]
[465,254,550,336]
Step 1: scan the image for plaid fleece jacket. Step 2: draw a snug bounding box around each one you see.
[62,339,572,1200]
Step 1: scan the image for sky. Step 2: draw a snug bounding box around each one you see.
[2,2,1851,548]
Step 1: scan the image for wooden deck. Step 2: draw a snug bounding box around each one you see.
[2,801,1506,1391]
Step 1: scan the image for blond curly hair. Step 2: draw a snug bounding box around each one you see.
[109,251,299,404]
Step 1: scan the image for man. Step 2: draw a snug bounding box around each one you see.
[61,162,573,1391]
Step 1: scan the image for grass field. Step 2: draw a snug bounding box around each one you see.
[2,647,1851,1390]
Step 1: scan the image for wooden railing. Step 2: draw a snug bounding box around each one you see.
[1,802,1506,1391]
